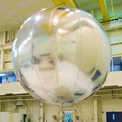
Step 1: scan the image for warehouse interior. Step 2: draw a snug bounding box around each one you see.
[0,0,122,122]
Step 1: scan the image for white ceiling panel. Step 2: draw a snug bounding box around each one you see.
[0,0,54,31]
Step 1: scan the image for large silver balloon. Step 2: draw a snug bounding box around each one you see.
[12,7,111,105]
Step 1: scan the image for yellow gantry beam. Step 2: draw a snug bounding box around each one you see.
[51,0,78,8]
[97,0,110,22]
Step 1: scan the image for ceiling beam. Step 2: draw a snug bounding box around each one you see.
[51,0,78,8]
[97,0,110,22]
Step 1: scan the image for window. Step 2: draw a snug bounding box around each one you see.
[0,71,16,83]
[63,111,74,122]
[110,57,122,72]
[65,113,73,122]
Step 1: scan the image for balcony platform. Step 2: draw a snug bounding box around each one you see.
[0,71,122,96]
[0,82,27,95]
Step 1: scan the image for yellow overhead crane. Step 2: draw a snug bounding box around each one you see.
[51,0,78,8]
[52,0,111,22]
[43,0,78,35]
[97,0,110,22]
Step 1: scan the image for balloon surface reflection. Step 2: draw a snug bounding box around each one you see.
[12,7,111,105]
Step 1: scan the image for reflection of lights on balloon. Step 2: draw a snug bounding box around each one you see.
[12,38,17,52]
[58,29,63,33]
[67,12,74,16]
[24,17,31,24]
[14,50,17,57]
[20,25,23,29]
[13,38,17,45]
[35,15,41,21]
[58,29,67,34]
[76,10,81,13]
[27,37,31,41]
[30,29,34,36]
[53,16,59,25]
[41,8,47,11]
[65,8,71,11]
[18,36,31,52]
[18,45,23,52]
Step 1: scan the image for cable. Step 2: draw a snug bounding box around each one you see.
[111,0,122,56]
[111,0,122,84]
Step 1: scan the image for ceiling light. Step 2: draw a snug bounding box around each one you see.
[0,74,6,77]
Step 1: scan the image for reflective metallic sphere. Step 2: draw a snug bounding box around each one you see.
[12,7,111,105]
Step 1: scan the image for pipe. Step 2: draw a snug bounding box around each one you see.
[0,98,36,102]
[99,88,122,92]
[24,103,31,114]
[90,10,94,17]
[24,102,34,122]
[40,102,43,122]
[94,94,122,97]
[94,97,98,122]
[0,49,3,70]
[56,106,62,115]
[0,94,31,98]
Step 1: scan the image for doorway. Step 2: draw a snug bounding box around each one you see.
[107,112,122,122]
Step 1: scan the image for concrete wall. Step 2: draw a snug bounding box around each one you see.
[0,97,122,122]
[102,98,122,122]
[43,98,94,122]
[0,98,94,122]
[1,101,40,122]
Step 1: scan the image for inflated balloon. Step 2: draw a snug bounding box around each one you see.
[12,7,111,105]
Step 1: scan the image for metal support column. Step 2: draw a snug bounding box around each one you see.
[74,105,86,122]
[0,49,3,71]
[94,97,98,122]
[24,103,34,121]
[90,10,94,17]
[40,102,43,122]
[97,0,110,22]
[0,100,1,111]
[56,106,62,115]
[51,0,78,8]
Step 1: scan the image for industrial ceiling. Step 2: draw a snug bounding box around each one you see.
[0,0,122,31]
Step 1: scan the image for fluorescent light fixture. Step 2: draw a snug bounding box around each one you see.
[0,93,5,95]
[0,73,6,76]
